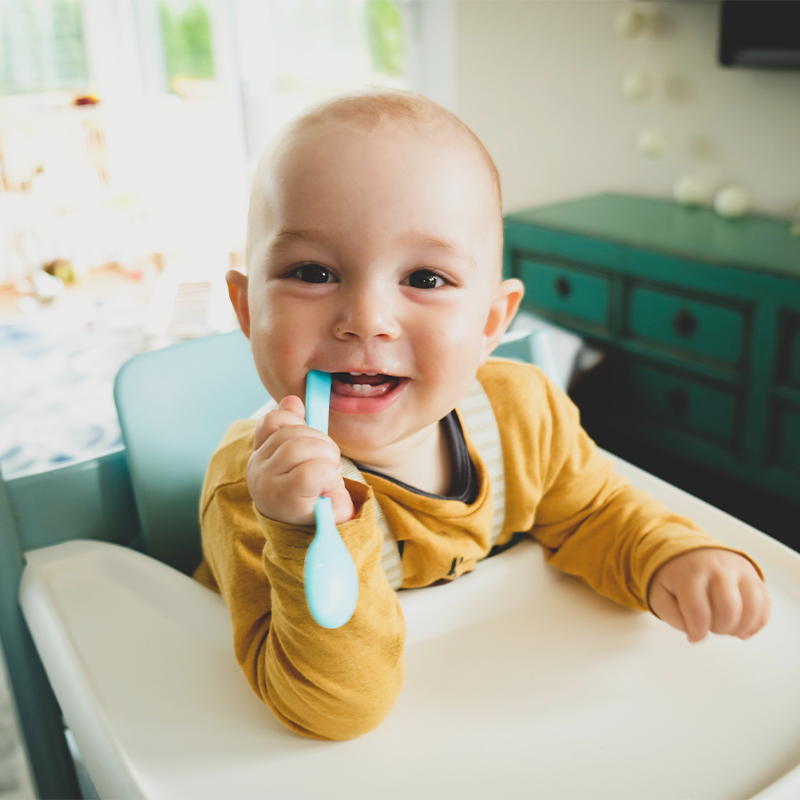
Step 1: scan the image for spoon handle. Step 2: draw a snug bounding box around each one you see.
[305,370,331,434]
[303,371,359,628]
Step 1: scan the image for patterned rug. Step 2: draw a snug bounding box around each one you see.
[0,271,236,478]
[0,295,148,478]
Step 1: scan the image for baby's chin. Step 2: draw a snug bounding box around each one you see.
[330,414,443,467]
[330,428,400,464]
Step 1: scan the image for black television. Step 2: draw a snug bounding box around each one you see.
[719,0,800,70]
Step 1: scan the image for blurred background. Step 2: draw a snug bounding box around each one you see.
[0,3,799,795]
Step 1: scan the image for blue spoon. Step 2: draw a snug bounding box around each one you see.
[303,370,359,628]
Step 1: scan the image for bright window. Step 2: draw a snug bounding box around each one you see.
[0,0,88,95]
[237,0,409,165]
[158,0,215,89]
[365,0,404,77]
[269,0,406,91]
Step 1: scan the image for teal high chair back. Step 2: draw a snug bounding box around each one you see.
[0,327,549,799]
[113,331,268,575]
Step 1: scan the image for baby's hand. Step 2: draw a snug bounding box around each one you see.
[648,548,771,643]
[247,396,355,527]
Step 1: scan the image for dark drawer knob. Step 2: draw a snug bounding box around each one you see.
[555,277,571,298]
[667,387,690,415]
[673,309,697,337]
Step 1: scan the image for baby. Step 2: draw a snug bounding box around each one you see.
[195,89,770,741]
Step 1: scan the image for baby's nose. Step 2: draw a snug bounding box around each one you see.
[332,284,400,341]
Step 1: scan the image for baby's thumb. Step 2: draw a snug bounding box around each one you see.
[648,582,688,637]
[279,394,306,419]
[330,482,356,525]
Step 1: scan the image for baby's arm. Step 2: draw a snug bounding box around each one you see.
[648,548,771,642]
[522,369,770,639]
[201,399,405,740]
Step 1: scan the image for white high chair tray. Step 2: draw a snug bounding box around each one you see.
[20,453,800,800]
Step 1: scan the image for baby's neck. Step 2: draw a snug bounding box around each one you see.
[350,419,453,496]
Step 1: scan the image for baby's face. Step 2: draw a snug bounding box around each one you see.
[239,118,518,463]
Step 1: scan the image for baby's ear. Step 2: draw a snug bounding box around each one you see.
[226,269,251,339]
[481,278,524,362]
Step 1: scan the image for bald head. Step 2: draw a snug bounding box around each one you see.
[246,90,503,273]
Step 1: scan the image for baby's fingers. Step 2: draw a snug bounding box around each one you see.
[270,435,343,480]
[675,576,712,643]
[650,549,770,643]
[708,573,744,636]
[648,582,687,635]
[253,396,306,450]
[735,577,772,640]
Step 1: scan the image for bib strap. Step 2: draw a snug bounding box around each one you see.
[340,458,404,590]
[457,379,506,548]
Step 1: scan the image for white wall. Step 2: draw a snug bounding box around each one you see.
[454,1,800,219]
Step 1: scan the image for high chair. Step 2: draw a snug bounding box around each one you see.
[2,328,800,799]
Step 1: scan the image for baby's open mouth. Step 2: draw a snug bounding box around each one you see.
[331,372,401,398]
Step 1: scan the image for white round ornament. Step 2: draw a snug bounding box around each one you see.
[622,71,652,102]
[673,175,709,206]
[713,186,751,218]
[635,128,668,158]
[615,8,646,38]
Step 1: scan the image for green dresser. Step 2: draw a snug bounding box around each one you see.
[503,193,800,512]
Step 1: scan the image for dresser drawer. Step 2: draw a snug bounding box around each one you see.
[790,331,800,387]
[518,257,611,331]
[776,312,800,389]
[625,285,746,368]
[626,363,741,448]
[772,405,800,475]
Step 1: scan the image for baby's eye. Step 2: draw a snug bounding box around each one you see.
[291,263,336,283]
[406,270,446,290]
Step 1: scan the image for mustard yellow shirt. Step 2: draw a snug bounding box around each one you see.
[196,359,745,741]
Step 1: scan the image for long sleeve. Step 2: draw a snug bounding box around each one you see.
[488,361,757,611]
[198,423,405,741]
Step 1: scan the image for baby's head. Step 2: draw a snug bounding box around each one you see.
[228,89,523,463]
